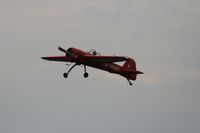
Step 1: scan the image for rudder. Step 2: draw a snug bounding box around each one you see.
[122,58,137,80]
[122,58,136,71]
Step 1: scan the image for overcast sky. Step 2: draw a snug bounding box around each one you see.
[1,0,200,133]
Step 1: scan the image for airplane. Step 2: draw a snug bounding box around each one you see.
[41,47,143,85]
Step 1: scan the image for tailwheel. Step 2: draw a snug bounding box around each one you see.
[84,72,89,78]
[63,73,68,78]
[127,78,133,86]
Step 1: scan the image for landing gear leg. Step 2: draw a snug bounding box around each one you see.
[127,78,133,86]
[63,63,77,78]
[83,65,89,78]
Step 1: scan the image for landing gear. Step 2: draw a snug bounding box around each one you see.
[83,65,89,78]
[84,72,89,78]
[127,78,133,86]
[63,64,89,78]
[63,63,77,78]
[63,73,68,78]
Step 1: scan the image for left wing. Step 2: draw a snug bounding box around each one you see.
[41,56,69,62]
[82,55,128,63]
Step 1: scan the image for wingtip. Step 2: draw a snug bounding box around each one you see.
[41,57,48,60]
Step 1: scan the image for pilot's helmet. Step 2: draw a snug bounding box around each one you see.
[93,50,97,55]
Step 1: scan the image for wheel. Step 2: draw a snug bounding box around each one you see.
[63,73,68,78]
[84,72,89,78]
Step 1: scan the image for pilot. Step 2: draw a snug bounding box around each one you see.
[93,50,97,55]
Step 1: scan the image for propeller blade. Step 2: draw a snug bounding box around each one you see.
[58,47,67,53]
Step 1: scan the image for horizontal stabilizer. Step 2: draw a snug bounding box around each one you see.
[123,70,144,74]
[122,58,143,80]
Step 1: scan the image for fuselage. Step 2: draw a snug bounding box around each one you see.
[41,47,143,85]
[67,47,138,80]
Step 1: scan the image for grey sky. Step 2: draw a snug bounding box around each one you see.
[1,0,200,133]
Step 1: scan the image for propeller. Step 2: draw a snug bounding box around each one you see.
[58,46,77,60]
[58,47,67,53]
[58,47,72,65]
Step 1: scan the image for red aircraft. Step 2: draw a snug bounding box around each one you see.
[41,47,143,85]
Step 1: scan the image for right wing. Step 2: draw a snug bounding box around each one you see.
[41,56,69,62]
[83,55,128,63]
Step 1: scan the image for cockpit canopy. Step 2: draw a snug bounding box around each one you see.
[88,49,101,56]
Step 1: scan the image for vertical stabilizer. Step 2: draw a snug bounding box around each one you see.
[122,58,136,71]
[122,58,142,80]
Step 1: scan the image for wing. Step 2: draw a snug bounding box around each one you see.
[41,56,69,62]
[83,55,128,63]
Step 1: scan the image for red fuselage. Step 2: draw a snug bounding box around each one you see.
[66,47,143,80]
[41,47,143,85]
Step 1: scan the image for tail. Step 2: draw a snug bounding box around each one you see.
[122,58,143,80]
